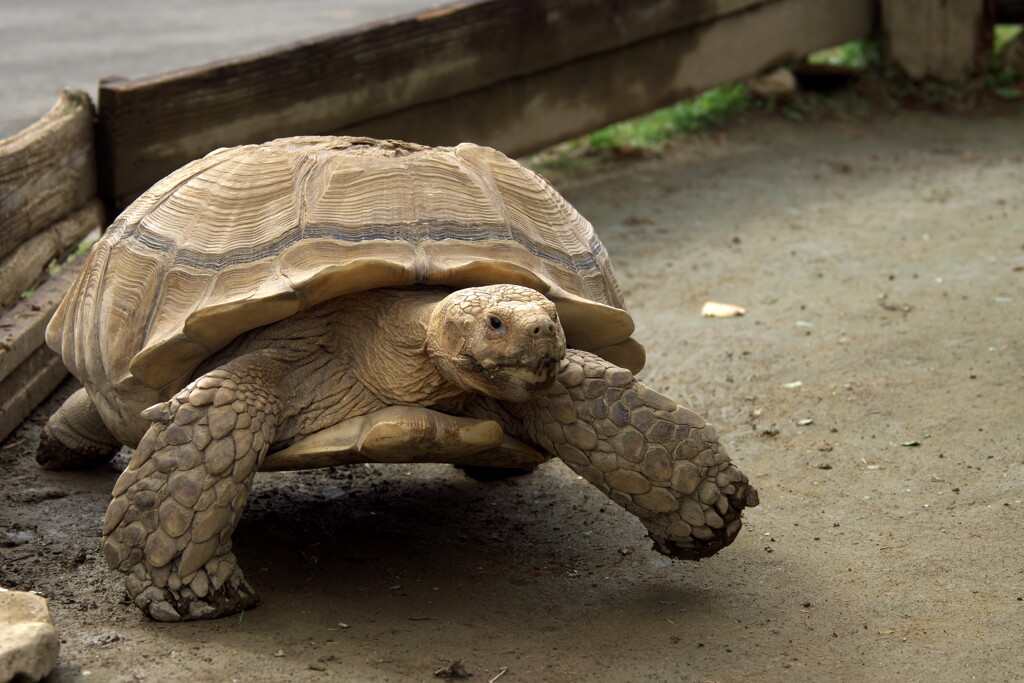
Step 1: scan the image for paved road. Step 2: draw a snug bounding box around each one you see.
[0,0,438,138]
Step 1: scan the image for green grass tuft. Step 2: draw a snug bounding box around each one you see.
[995,24,1022,53]
[582,83,754,151]
[990,25,1023,100]
[807,40,880,70]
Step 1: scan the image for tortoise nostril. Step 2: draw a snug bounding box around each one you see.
[529,319,557,336]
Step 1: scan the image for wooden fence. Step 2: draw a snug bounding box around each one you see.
[0,91,103,441]
[0,0,1017,443]
[99,0,877,209]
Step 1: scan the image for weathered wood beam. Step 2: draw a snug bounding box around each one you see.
[0,257,85,444]
[0,347,67,445]
[0,90,96,262]
[98,0,876,208]
[0,199,104,311]
[881,0,992,81]
[347,0,876,158]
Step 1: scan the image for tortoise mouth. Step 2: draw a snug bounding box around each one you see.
[461,352,561,371]
[458,353,562,399]
[514,355,563,388]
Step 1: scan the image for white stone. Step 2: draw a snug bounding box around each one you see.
[747,67,797,99]
[0,589,59,682]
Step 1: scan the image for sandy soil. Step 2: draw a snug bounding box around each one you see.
[2,107,1023,682]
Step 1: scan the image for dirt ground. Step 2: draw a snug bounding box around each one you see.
[2,106,1023,682]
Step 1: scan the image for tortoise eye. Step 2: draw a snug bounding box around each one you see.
[489,316,506,335]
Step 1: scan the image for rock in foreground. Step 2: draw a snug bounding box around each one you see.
[0,589,59,682]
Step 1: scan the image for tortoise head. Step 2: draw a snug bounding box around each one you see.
[425,284,566,401]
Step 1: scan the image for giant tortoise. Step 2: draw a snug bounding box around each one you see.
[38,137,758,621]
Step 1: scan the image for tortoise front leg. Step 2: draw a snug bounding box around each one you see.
[101,355,283,621]
[469,351,759,559]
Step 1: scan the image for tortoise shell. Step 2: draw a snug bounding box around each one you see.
[48,137,644,398]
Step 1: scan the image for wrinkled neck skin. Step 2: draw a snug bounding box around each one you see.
[199,288,469,446]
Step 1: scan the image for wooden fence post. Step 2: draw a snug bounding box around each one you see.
[881,0,993,81]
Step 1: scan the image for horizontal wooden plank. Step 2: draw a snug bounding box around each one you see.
[98,0,784,206]
[0,199,104,311]
[0,90,97,262]
[0,255,86,387]
[0,345,67,445]
[337,0,876,156]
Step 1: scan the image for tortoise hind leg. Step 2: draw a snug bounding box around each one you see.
[37,388,122,470]
[102,355,284,621]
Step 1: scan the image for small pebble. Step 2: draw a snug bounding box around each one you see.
[434,660,471,679]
